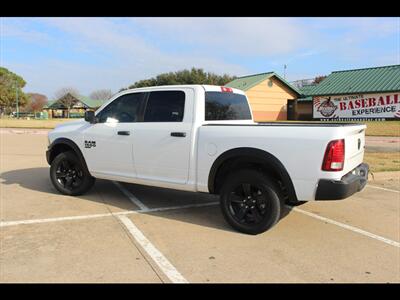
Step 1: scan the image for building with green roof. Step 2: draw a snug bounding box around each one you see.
[43,93,108,118]
[301,65,400,120]
[226,72,301,121]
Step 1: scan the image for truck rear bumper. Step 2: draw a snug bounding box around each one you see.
[315,163,369,200]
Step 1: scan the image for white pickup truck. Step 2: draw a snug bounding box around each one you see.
[46,85,369,234]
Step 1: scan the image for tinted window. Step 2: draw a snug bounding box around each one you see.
[205,92,252,121]
[144,91,185,122]
[97,93,144,123]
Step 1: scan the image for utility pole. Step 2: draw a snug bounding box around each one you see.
[15,81,19,118]
[284,64,287,80]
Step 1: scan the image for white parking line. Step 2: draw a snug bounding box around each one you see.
[0,202,219,228]
[112,181,149,210]
[118,215,188,283]
[288,206,400,248]
[366,185,400,194]
[0,212,114,227]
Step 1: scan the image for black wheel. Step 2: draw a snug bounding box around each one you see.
[50,151,95,196]
[220,169,283,235]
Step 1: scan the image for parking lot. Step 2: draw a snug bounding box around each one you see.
[0,128,399,283]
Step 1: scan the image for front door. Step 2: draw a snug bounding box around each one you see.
[82,92,145,178]
[132,89,193,184]
[287,99,297,120]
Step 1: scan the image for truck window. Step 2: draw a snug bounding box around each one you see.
[144,91,185,122]
[97,93,145,123]
[205,92,252,121]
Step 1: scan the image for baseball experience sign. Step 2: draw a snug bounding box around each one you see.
[313,92,400,120]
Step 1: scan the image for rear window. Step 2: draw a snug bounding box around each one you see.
[205,92,252,121]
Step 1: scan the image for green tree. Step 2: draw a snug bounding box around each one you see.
[0,67,28,115]
[123,68,237,90]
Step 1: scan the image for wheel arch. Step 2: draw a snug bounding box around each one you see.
[47,138,90,174]
[208,147,298,202]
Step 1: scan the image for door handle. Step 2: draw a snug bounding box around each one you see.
[117,131,130,136]
[170,132,186,137]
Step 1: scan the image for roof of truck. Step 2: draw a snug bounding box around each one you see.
[120,84,246,95]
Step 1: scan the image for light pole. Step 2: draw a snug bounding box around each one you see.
[15,80,19,118]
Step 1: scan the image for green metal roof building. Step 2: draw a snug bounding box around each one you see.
[43,93,108,118]
[305,65,400,96]
[297,65,400,120]
[226,72,301,95]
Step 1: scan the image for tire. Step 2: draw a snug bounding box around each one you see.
[50,151,95,196]
[220,169,283,235]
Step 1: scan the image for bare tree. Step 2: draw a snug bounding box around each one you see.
[313,75,327,84]
[54,87,79,99]
[89,89,113,100]
[54,87,80,118]
[26,93,48,113]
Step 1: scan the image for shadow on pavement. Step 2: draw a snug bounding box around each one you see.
[142,201,293,234]
[0,167,134,211]
[0,167,294,233]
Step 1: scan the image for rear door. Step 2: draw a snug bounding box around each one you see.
[132,89,194,184]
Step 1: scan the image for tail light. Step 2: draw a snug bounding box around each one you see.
[322,139,345,171]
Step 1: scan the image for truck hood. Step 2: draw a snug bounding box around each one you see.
[50,119,88,137]
[54,119,86,130]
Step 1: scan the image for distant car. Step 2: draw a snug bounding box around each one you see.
[46,85,369,234]
[9,112,34,118]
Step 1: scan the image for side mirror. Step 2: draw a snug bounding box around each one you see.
[84,110,96,124]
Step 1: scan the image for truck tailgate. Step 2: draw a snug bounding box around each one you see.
[343,125,366,174]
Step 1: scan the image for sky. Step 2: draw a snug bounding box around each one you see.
[1,17,399,98]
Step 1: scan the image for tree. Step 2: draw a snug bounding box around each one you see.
[0,67,29,115]
[89,89,113,100]
[54,87,80,118]
[54,87,79,99]
[123,68,237,90]
[25,93,48,113]
[313,75,327,84]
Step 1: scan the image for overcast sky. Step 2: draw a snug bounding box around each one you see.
[1,17,399,98]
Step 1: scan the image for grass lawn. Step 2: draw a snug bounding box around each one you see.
[364,152,400,172]
[362,121,400,137]
[0,118,73,129]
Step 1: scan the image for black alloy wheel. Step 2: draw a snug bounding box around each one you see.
[227,183,271,225]
[55,157,84,191]
[220,169,282,235]
[50,151,95,196]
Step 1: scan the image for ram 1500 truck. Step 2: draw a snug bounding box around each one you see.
[46,85,369,234]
